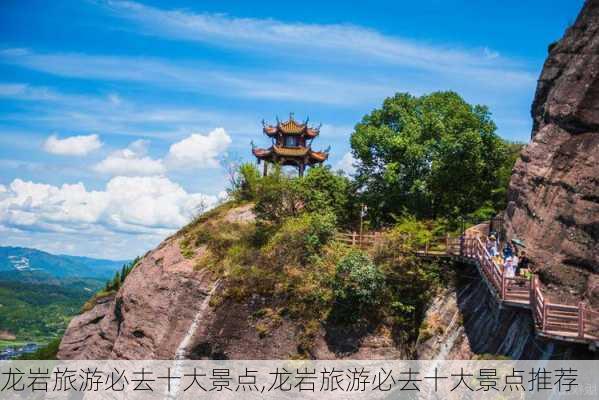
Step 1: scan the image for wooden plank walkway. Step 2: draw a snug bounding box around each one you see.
[336,230,599,346]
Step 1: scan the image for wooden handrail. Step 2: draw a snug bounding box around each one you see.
[579,302,585,338]
[461,232,598,342]
[336,227,598,342]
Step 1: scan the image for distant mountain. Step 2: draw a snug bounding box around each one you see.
[0,247,127,280]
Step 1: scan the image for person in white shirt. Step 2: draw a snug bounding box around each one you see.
[504,257,515,278]
[487,235,498,257]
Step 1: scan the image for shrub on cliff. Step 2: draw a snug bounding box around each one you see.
[332,251,384,321]
[230,163,261,202]
[263,211,337,268]
[298,165,353,225]
[229,163,354,227]
[253,166,303,223]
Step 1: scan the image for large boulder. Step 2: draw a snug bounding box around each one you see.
[505,0,599,306]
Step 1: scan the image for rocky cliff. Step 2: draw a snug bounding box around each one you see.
[505,0,599,307]
[59,202,594,360]
[58,204,406,360]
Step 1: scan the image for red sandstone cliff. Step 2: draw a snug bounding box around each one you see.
[505,0,599,306]
[57,204,405,360]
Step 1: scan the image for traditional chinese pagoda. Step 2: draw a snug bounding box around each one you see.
[251,114,329,177]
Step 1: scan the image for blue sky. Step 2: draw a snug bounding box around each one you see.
[0,0,584,259]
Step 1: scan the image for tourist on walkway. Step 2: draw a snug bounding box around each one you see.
[519,251,530,273]
[503,242,513,260]
[487,235,498,256]
[504,256,515,278]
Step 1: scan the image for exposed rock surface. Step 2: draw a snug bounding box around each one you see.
[59,202,594,360]
[58,205,404,360]
[58,235,214,359]
[505,0,599,306]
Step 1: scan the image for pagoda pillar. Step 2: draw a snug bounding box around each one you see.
[299,162,305,177]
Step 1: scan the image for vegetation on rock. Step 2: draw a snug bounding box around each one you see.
[179,164,455,357]
[350,91,523,224]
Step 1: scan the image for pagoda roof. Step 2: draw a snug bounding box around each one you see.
[252,145,329,164]
[262,115,320,138]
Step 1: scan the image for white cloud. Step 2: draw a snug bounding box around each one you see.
[43,133,103,156]
[0,176,217,236]
[335,152,357,176]
[0,49,396,106]
[93,139,165,176]
[0,83,60,101]
[100,1,533,85]
[483,47,500,60]
[166,128,231,169]
[0,82,257,140]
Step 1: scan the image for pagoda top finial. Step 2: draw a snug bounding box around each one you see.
[289,112,295,121]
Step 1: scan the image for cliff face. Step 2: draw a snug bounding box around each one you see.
[505,0,599,306]
[58,203,592,360]
[58,204,405,360]
[58,235,215,359]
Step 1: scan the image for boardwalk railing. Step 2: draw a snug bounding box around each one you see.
[461,236,598,343]
[335,231,460,257]
[336,230,599,344]
[334,232,383,249]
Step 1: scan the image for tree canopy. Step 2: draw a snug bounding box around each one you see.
[350,91,519,224]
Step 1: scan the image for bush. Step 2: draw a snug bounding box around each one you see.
[227,163,355,227]
[230,163,261,202]
[264,212,337,267]
[103,258,139,292]
[254,166,303,223]
[332,251,384,320]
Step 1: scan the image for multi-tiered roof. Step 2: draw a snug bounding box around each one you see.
[252,114,329,176]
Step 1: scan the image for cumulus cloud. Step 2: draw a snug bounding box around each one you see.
[335,152,358,176]
[166,128,231,169]
[0,176,217,236]
[43,133,103,156]
[93,139,165,176]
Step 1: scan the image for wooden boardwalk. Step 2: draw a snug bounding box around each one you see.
[336,231,599,346]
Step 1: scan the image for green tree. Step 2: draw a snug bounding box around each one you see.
[298,165,353,225]
[253,166,303,224]
[350,91,514,223]
[332,251,384,320]
[230,162,261,202]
